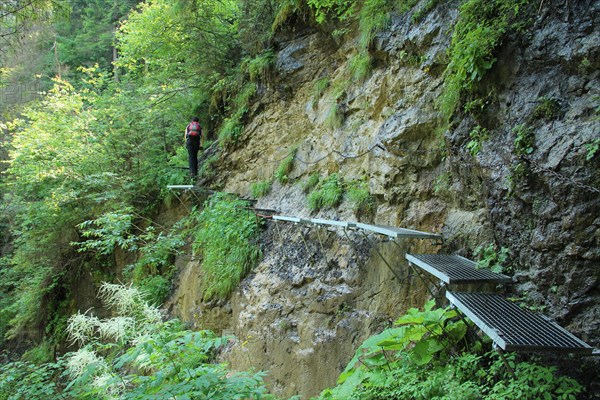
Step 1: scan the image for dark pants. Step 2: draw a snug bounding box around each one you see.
[186,136,200,177]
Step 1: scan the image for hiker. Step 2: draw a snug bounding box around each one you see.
[184,117,203,177]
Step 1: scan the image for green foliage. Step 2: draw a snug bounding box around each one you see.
[75,209,137,254]
[219,82,257,144]
[317,302,582,400]
[397,0,420,13]
[302,173,321,193]
[307,173,344,211]
[307,0,353,24]
[20,341,55,364]
[474,243,510,274]
[584,138,600,161]
[272,0,304,32]
[466,125,490,156]
[243,50,275,82]
[322,300,468,398]
[513,123,535,156]
[463,95,490,120]
[192,194,262,300]
[0,360,63,400]
[441,0,530,119]
[356,0,393,49]
[531,96,561,121]
[275,147,298,184]
[346,179,375,216]
[0,284,270,399]
[251,179,273,198]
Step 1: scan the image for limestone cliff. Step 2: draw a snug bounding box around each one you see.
[167,1,599,398]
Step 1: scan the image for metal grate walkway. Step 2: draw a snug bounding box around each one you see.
[447,292,593,354]
[406,254,511,284]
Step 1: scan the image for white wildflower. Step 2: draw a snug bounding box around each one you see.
[142,303,163,324]
[92,373,125,399]
[99,282,144,314]
[67,348,108,379]
[67,311,101,345]
[97,316,135,342]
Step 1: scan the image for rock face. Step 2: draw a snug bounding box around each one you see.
[168,0,599,398]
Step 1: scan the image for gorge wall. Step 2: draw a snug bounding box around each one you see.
[166,1,599,398]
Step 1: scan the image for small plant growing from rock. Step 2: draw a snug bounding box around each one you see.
[466,125,489,156]
[584,138,600,161]
[346,178,375,217]
[307,173,344,211]
[531,96,560,121]
[474,243,510,274]
[251,179,273,198]
[275,147,298,184]
[513,124,535,156]
[312,77,330,102]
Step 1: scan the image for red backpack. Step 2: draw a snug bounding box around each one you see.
[188,121,201,137]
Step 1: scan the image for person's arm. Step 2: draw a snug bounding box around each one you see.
[184,125,188,143]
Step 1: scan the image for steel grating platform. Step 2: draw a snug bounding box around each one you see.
[355,223,442,239]
[406,254,511,284]
[447,292,593,354]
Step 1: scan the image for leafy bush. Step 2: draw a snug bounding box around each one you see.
[244,50,274,82]
[0,360,62,400]
[307,0,353,23]
[251,180,273,198]
[317,301,582,400]
[192,194,262,299]
[474,243,510,274]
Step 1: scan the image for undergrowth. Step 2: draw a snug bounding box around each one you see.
[0,284,270,399]
[192,193,262,300]
[316,300,582,400]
